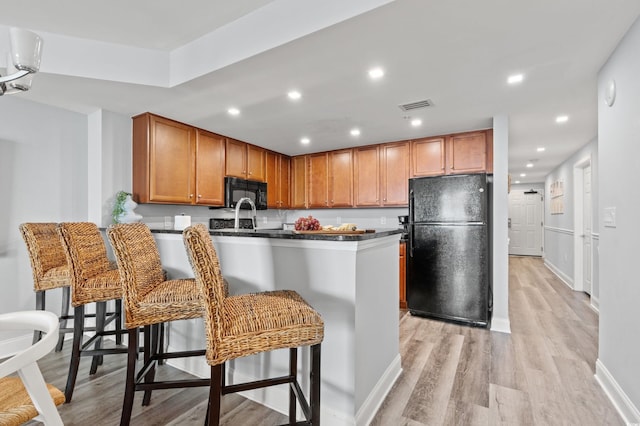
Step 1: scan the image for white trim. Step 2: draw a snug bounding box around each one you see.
[592,232,600,240]
[544,259,574,289]
[573,156,592,294]
[490,317,511,334]
[544,226,574,236]
[595,359,640,425]
[590,296,600,313]
[356,354,402,426]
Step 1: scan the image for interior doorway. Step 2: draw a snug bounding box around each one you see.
[508,188,543,256]
[573,157,593,295]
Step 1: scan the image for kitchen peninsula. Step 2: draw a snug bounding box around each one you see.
[150,227,402,426]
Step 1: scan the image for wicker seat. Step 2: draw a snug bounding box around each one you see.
[107,222,207,425]
[0,311,65,426]
[57,222,124,402]
[182,223,324,426]
[19,223,73,351]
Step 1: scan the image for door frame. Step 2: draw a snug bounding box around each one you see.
[573,156,592,293]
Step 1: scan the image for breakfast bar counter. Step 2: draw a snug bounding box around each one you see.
[149,227,402,426]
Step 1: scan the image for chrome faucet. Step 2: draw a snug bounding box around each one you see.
[234,197,257,231]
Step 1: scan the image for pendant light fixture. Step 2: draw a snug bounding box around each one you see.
[0,28,44,95]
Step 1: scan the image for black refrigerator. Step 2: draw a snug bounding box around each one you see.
[407,173,492,327]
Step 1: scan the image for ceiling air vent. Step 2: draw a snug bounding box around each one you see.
[398,99,434,112]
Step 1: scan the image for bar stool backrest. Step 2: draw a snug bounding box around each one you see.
[57,222,113,306]
[19,223,69,291]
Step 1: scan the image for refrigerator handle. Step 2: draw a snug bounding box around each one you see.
[409,189,414,257]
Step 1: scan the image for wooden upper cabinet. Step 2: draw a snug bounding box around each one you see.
[307,152,329,208]
[446,131,487,175]
[195,130,225,206]
[354,145,380,207]
[266,151,290,209]
[486,129,493,174]
[133,113,196,204]
[329,149,353,207]
[247,144,266,181]
[290,155,307,209]
[225,139,266,181]
[411,137,445,177]
[381,142,410,206]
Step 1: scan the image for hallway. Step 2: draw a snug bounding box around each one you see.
[371,256,621,425]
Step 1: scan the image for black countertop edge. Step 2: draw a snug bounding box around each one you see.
[147,227,403,241]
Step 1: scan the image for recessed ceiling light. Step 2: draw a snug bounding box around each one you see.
[526,163,534,168]
[300,137,310,145]
[227,107,240,116]
[537,147,546,152]
[368,67,384,79]
[411,118,422,127]
[288,90,301,100]
[515,180,521,184]
[520,173,526,177]
[350,128,361,136]
[556,115,569,123]
[507,74,524,84]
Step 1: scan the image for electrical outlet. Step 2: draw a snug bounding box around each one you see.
[336,216,341,224]
[380,216,386,225]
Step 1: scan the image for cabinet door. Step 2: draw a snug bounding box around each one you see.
[195,130,225,206]
[279,155,291,208]
[225,139,247,178]
[148,115,196,204]
[247,144,266,181]
[381,142,410,206]
[486,129,493,174]
[265,151,279,208]
[446,132,487,174]
[354,145,380,207]
[329,149,353,207]
[399,241,407,309]
[308,153,329,208]
[411,137,445,177]
[290,156,307,209]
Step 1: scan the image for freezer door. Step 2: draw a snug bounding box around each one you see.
[410,174,487,223]
[407,223,490,326]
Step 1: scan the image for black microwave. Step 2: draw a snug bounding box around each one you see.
[224,177,268,210]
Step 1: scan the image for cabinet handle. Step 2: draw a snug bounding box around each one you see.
[198,194,202,198]
[190,194,194,198]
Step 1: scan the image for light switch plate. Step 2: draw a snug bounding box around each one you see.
[603,207,617,228]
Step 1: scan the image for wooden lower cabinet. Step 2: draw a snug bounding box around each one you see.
[399,241,407,309]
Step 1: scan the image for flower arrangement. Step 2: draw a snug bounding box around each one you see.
[112,191,142,224]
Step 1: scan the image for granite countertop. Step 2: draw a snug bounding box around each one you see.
[149,227,403,241]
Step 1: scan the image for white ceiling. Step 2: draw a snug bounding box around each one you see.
[2,0,639,184]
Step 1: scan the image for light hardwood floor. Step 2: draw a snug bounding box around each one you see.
[29,256,621,425]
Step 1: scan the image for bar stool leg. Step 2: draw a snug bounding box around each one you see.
[115,299,123,345]
[56,286,71,352]
[142,324,159,406]
[65,305,85,402]
[33,291,45,344]
[310,344,321,425]
[121,327,139,426]
[90,301,106,374]
[207,364,222,426]
[289,348,297,423]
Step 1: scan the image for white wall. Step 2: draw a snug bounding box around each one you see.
[543,139,599,299]
[0,96,88,314]
[595,16,640,424]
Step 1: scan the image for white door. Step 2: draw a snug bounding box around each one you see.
[583,166,592,295]
[508,189,543,256]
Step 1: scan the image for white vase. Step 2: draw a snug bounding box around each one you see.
[117,195,142,223]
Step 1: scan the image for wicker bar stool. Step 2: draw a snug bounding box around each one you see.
[107,222,209,426]
[57,222,124,402]
[183,223,324,426]
[19,223,73,351]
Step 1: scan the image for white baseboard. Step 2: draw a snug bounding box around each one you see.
[590,296,600,314]
[544,259,574,289]
[355,354,402,426]
[490,316,511,334]
[595,359,640,425]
